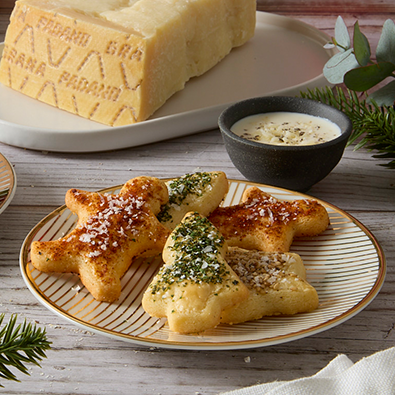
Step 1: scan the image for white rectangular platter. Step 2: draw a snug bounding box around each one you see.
[0,12,335,152]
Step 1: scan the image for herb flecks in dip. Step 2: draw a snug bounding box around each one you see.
[231,112,341,146]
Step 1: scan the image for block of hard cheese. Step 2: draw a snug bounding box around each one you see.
[0,0,256,126]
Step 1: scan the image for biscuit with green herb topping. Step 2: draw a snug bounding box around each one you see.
[220,247,319,324]
[157,171,228,230]
[142,212,249,334]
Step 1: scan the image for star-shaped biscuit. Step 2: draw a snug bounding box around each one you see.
[30,176,170,302]
[208,187,329,252]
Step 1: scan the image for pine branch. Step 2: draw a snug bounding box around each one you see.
[300,86,395,168]
[0,314,51,387]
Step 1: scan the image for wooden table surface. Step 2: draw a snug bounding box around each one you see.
[0,2,394,394]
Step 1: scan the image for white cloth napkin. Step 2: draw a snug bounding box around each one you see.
[220,347,395,395]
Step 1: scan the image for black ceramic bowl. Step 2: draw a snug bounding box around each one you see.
[218,96,352,192]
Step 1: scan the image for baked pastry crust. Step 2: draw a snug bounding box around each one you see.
[142,212,249,334]
[221,247,319,324]
[209,187,329,252]
[30,176,170,302]
[158,171,229,230]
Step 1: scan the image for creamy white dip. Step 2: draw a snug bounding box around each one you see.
[231,112,341,146]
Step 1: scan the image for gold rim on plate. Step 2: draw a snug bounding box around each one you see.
[19,180,386,350]
[0,152,16,214]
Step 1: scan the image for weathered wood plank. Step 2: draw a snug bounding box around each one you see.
[257,0,395,14]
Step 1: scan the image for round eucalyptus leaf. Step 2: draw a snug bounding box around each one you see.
[353,21,371,66]
[323,49,359,84]
[334,16,351,50]
[376,19,395,64]
[344,62,395,91]
[367,79,395,106]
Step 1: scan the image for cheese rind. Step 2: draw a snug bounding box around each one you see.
[0,0,256,126]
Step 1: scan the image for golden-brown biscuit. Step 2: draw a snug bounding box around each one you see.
[157,171,229,230]
[30,176,170,302]
[142,212,249,334]
[221,247,319,324]
[208,187,329,252]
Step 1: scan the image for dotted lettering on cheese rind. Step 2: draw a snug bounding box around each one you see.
[130,48,143,62]
[105,41,143,62]
[14,4,27,24]
[3,45,47,80]
[111,105,137,126]
[36,16,91,48]
[77,51,105,80]
[19,76,29,91]
[120,62,142,91]
[89,102,100,119]
[57,71,122,103]
[14,24,35,54]
[47,39,71,68]
[6,66,11,87]
[36,80,58,106]
[72,94,79,114]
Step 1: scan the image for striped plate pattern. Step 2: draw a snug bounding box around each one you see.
[19,180,386,350]
[0,152,16,214]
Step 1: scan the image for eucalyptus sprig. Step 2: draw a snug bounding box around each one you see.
[0,314,51,387]
[301,86,395,168]
[300,16,395,168]
[324,16,395,105]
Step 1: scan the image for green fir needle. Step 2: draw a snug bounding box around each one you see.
[0,314,52,387]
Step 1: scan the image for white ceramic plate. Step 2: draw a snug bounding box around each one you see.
[0,152,16,214]
[20,180,386,350]
[0,12,335,153]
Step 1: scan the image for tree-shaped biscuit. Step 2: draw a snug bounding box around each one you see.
[142,212,249,334]
[209,187,329,252]
[30,176,170,302]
